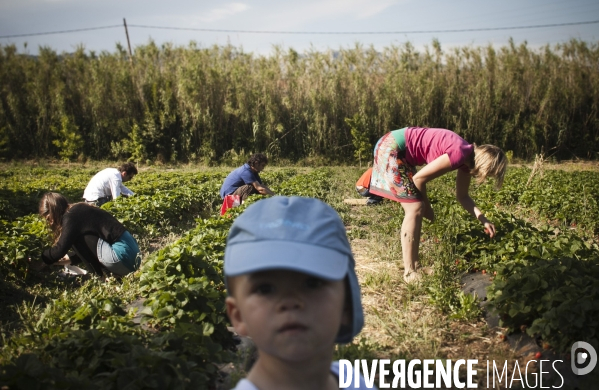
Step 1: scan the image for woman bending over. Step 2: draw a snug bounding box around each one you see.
[40,192,140,277]
[368,127,507,283]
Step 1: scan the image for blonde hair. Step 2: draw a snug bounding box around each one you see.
[39,192,71,244]
[470,144,507,190]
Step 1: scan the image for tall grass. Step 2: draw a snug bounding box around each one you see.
[1,39,597,162]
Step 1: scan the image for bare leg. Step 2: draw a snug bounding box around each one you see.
[232,184,259,202]
[400,201,424,280]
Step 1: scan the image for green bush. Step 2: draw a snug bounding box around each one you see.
[488,257,599,353]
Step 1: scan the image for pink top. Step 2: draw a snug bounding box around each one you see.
[405,127,473,172]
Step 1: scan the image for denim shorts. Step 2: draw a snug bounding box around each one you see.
[97,232,140,276]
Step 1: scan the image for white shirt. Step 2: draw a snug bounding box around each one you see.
[83,168,134,201]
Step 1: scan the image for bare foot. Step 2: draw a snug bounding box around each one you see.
[403,266,434,284]
[403,271,422,284]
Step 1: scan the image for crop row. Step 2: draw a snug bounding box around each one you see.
[0,167,298,220]
[102,180,222,237]
[476,168,599,233]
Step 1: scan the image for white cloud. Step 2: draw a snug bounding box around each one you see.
[196,3,250,23]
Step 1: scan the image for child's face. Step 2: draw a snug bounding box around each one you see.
[226,269,348,362]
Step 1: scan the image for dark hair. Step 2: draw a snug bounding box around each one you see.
[39,192,71,244]
[118,162,138,176]
[247,153,268,168]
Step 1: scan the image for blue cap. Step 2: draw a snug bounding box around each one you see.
[224,196,364,343]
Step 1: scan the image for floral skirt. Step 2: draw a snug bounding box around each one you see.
[369,132,422,203]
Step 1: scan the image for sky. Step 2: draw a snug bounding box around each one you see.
[1,0,598,56]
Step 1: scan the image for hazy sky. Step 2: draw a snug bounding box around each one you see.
[1,0,598,56]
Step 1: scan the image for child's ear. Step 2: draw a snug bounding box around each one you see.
[226,296,249,337]
[336,303,353,342]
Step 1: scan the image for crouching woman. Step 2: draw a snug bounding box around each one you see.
[39,192,140,277]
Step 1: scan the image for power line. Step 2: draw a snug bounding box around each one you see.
[0,25,122,39]
[1,20,598,39]
[129,20,599,34]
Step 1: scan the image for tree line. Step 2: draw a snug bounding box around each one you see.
[0,39,597,163]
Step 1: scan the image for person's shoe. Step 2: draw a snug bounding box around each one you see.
[366,196,384,206]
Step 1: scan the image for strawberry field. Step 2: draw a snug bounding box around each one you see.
[1,163,598,389]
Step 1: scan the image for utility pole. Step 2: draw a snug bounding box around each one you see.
[123,18,133,64]
[122,18,144,106]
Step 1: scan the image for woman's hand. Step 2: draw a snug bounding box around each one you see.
[55,254,71,266]
[456,169,496,237]
[482,220,496,238]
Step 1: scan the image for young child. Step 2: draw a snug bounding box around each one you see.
[224,196,376,389]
